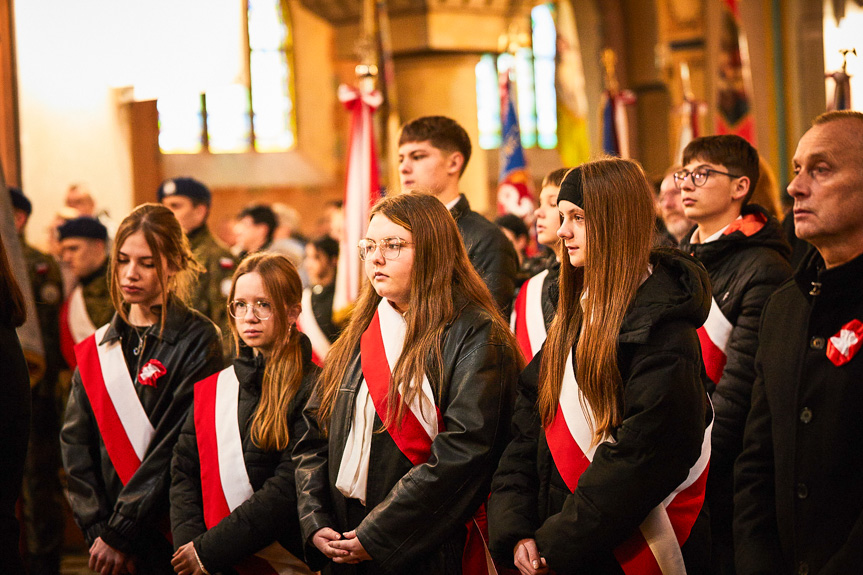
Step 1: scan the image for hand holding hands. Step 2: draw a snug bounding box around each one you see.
[514,538,549,575]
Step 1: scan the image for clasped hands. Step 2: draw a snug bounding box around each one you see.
[514,538,549,575]
[313,527,372,564]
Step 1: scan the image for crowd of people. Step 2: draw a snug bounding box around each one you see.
[1,109,861,575]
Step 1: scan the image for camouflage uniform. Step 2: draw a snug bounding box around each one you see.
[20,240,65,575]
[187,225,236,356]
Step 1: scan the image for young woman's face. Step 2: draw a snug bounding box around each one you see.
[557,199,586,268]
[534,184,561,248]
[363,214,414,313]
[116,230,171,309]
[232,272,277,354]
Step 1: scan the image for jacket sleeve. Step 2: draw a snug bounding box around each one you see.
[487,352,543,565]
[60,368,114,544]
[534,336,706,571]
[193,379,316,573]
[733,346,783,574]
[355,328,519,572]
[169,406,206,549]
[101,325,224,553]
[711,262,791,472]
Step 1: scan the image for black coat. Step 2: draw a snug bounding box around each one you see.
[294,302,521,575]
[734,249,863,575]
[170,336,321,574]
[60,298,223,559]
[488,249,713,574]
[450,194,519,317]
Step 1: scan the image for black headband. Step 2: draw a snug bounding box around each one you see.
[557,166,584,208]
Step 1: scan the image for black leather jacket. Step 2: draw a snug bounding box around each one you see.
[294,301,521,574]
[451,194,519,317]
[170,336,322,573]
[60,298,223,555]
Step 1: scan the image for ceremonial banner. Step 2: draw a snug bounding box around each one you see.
[600,90,636,158]
[555,0,590,166]
[333,84,383,314]
[497,76,534,219]
[715,0,757,144]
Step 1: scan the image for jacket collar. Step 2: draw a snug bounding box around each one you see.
[449,194,470,222]
[232,332,316,391]
[100,295,191,346]
[794,247,863,303]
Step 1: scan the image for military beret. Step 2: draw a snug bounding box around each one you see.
[158,177,211,207]
[58,216,108,242]
[9,186,32,216]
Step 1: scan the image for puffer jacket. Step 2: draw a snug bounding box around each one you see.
[294,300,521,575]
[170,336,322,574]
[488,248,713,574]
[450,194,519,317]
[60,297,223,557]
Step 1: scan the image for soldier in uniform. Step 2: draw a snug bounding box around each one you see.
[159,177,236,355]
[57,217,113,371]
[10,187,65,575]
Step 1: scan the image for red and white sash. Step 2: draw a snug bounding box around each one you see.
[353,299,496,575]
[61,285,98,369]
[696,297,732,384]
[297,288,330,367]
[74,324,155,485]
[194,367,313,575]
[510,269,549,361]
[545,351,711,575]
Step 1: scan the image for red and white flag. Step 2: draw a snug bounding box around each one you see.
[333,83,383,314]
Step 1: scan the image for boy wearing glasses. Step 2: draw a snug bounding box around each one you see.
[676,134,792,574]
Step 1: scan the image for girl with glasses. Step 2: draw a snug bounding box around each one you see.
[295,192,523,574]
[61,204,224,575]
[170,253,321,575]
[488,158,714,575]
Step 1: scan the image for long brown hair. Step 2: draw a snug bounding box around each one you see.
[0,231,27,328]
[110,203,202,332]
[538,158,655,444]
[228,253,303,451]
[315,191,522,433]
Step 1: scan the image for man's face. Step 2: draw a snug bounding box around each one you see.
[13,209,28,234]
[161,196,207,234]
[60,237,107,279]
[678,159,745,225]
[657,174,694,242]
[788,119,863,250]
[398,140,459,194]
[232,216,269,253]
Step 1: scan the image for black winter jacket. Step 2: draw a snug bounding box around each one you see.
[734,249,863,574]
[170,336,321,574]
[60,298,223,556]
[488,249,713,574]
[450,194,519,317]
[294,301,521,575]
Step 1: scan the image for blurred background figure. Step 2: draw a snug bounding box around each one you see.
[232,204,277,259]
[495,213,531,283]
[159,177,237,355]
[656,165,694,245]
[57,217,112,370]
[64,183,116,240]
[271,202,308,283]
[298,235,341,365]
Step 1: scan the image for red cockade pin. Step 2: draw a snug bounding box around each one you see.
[138,359,167,387]
[826,319,863,367]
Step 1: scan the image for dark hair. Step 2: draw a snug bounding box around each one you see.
[495,214,529,240]
[0,231,28,327]
[813,110,863,126]
[239,205,277,244]
[312,235,339,260]
[542,167,571,188]
[682,135,760,204]
[398,116,472,175]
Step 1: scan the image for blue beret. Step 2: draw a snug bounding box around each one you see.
[58,217,108,242]
[9,187,32,216]
[158,177,211,206]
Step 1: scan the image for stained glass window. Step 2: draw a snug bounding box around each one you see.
[475,3,557,150]
[158,0,297,154]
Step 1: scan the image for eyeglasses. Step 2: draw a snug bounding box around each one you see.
[357,237,413,261]
[673,167,742,189]
[228,300,274,320]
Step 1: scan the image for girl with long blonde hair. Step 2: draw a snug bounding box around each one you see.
[488,158,714,575]
[294,192,522,574]
[170,253,321,575]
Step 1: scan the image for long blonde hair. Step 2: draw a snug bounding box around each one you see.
[315,192,522,434]
[538,158,655,445]
[228,253,304,451]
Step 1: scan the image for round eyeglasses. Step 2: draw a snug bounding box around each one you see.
[673,167,742,189]
[228,300,274,320]
[357,237,413,261]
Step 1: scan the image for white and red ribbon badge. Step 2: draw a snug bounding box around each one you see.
[826,319,863,367]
